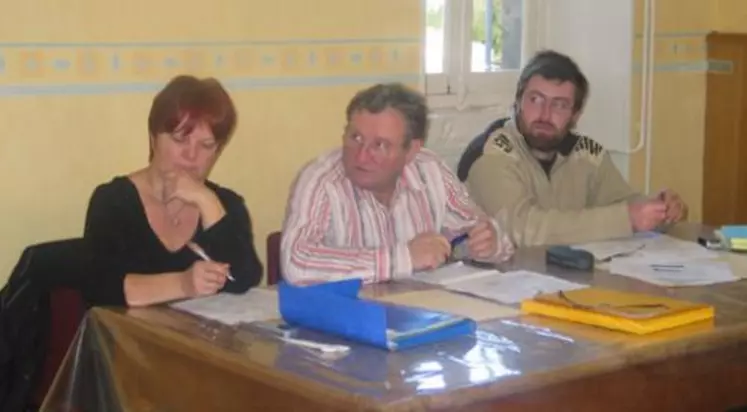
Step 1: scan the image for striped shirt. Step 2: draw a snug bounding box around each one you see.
[281,148,514,285]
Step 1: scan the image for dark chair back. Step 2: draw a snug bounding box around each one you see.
[456,117,509,182]
[266,231,282,285]
[0,238,88,411]
[33,287,84,407]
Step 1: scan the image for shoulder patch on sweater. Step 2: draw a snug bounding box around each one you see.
[492,132,514,153]
[573,135,604,157]
[482,127,522,161]
[484,128,516,155]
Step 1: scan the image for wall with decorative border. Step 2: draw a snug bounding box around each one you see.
[0,0,423,286]
[0,39,421,95]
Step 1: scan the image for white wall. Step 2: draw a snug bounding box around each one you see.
[540,0,635,176]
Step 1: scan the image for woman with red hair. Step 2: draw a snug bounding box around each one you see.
[83,75,262,306]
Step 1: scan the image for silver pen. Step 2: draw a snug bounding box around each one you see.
[186,242,235,282]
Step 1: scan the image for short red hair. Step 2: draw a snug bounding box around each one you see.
[148,75,237,151]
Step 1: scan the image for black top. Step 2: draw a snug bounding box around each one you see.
[82,176,263,306]
[537,157,556,176]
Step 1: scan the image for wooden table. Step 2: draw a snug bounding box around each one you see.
[42,225,747,411]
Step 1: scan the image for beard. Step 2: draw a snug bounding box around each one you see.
[517,115,573,153]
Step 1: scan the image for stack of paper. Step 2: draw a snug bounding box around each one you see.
[414,263,586,304]
[608,260,737,286]
[574,234,738,287]
[573,231,659,262]
[171,288,281,325]
[574,233,717,263]
[445,270,587,304]
[412,261,500,285]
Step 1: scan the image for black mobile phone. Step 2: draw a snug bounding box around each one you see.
[546,246,595,271]
[697,234,723,250]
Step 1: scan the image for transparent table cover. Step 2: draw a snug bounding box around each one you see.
[41,225,747,411]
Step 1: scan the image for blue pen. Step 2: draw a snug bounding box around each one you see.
[448,233,469,262]
[450,233,469,249]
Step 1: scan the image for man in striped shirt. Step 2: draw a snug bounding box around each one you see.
[281,83,515,285]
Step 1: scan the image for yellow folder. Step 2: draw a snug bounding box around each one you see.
[728,238,747,251]
[520,288,714,335]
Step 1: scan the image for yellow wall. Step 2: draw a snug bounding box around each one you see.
[628,0,747,222]
[0,1,422,285]
[714,0,747,32]
[629,0,713,222]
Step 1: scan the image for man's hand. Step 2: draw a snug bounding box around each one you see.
[628,200,667,232]
[467,218,497,260]
[659,189,688,224]
[408,232,450,271]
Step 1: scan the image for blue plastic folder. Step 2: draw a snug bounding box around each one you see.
[278,279,476,351]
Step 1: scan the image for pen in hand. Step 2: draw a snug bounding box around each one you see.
[448,233,469,261]
[186,242,235,282]
[450,233,469,249]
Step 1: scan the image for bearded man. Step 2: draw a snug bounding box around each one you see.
[457,50,687,246]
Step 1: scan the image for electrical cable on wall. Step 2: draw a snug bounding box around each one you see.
[643,0,656,194]
[613,0,652,155]
[608,0,655,194]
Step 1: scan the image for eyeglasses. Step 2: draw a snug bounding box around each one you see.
[523,93,574,114]
[548,290,671,319]
[343,132,400,160]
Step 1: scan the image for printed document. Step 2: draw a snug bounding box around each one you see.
[609,259,737,287]
[171,288,280,325]
[415,263,586,304]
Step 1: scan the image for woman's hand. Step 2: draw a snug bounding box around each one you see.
[163,170,212,206]
[162,170,226,227]
[181,260,230,297]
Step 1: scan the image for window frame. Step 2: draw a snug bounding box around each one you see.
[424,0,546,109]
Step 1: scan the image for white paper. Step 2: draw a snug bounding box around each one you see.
[609,259,738,287]
[170,288,280,326]
[444,270,587,304]
[574,233,717,263]
[412,261,501,286]
[573,235,652,261]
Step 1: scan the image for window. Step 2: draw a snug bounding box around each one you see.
[425,0,541,106]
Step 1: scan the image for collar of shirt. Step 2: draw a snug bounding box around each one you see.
[504,119,580,163]
[340,151,428,207]
[397,158,427,193]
